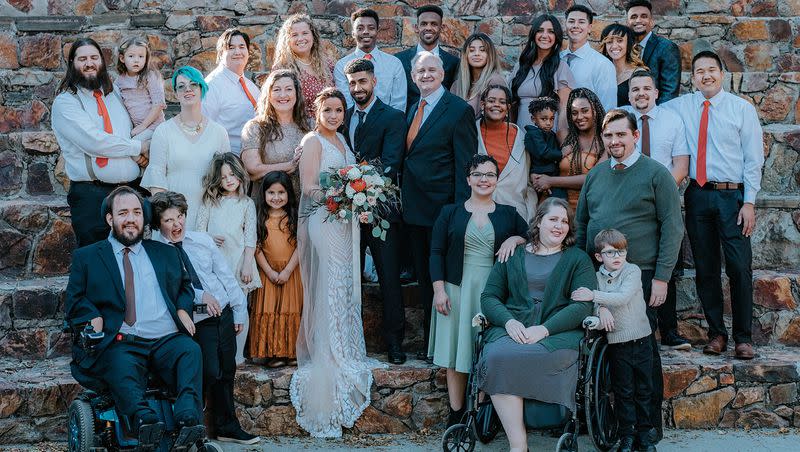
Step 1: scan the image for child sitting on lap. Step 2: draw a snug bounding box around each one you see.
[571,229,656,452]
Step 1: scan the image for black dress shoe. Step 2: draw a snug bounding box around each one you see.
[662,331,691,351]
[388,345,407,365]
[415,350,428,361]
[618,435,635,452]
[217,426,260,445]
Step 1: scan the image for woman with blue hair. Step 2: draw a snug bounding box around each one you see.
[142,65,231,229]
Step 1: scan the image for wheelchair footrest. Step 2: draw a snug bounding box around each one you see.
[172,424,206,451]
[137,422,165,451]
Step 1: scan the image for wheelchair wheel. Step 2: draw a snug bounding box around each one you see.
[555,432,578,452]
[67,399,95,452]
[442,423,476,452]
[584,337,618,451]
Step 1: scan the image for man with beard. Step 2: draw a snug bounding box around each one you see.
[51,38,150,247]
[622,70,692,352]
[65,186,205,449]
[575,109,683,447]
[341,58,408,364]
[626,0,682,104]
[394,5,460,112]
[334,8,407,112]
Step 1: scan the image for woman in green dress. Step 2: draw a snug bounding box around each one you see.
[428,154,528,427]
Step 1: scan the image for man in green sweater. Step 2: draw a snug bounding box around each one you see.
[575,109,683,445]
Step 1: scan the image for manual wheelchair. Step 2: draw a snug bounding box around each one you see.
[442,315,618,452]
[65,323,222,452]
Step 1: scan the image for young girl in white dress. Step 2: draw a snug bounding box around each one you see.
[196,152,261,365]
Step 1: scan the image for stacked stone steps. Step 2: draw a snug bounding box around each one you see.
[4,347,800,445]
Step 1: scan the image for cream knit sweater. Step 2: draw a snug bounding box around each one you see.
[593,262,652,344]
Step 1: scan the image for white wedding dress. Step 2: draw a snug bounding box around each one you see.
[290,131,385,438]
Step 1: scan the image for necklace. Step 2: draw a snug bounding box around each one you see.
[533,242,562,255]
[177,115,203,135]
[296,57,313,66]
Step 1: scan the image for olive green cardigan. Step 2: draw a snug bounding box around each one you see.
[480,246,597,351]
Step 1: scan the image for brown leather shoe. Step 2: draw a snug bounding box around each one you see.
[735,343,755,360]
[703,336,727,355]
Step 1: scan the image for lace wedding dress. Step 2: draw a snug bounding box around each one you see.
[290,131,385,438]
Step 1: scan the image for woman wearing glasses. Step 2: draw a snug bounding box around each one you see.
[142,66,231,229]
[428,153,528,427]
[476,85,536,224]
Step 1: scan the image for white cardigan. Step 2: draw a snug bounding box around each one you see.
[476,119,537,226]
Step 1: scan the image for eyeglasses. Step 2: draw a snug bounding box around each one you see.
[175,82,201,93]
[469,172,498,180]
[600,249,627,258]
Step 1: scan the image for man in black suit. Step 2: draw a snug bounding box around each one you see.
[65,186,204,448]
[403,51,477,360]
[341,58,409,364]
[626,0,682,104]
[393,4,460,111]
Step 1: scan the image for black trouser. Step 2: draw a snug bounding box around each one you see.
[361,223,405,348]
[67,179,144,247]
[194,306,240,433]
[639,269,663,439]
[407,224,434,349]
[609,337,654,439]
[91,332,202,424]
[656,256,682,337]
[684,182,753,344]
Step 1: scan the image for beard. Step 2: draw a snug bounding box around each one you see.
[73,65,109,91]
[111,221,144,247]
[353,90,373,107]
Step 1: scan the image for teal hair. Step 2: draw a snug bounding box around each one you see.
[171,66,208,99]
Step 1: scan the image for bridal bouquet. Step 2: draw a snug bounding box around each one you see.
[312,161,400,241]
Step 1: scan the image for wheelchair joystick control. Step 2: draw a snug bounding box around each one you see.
[80,324,105,356]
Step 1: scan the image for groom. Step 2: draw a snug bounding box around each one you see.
[341,58,409,364]
[402,51,477,359]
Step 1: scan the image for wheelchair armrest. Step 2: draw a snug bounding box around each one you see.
[582,316,601,330]
[472,313,490,331]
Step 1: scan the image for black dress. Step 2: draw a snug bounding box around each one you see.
[617,79,631,107]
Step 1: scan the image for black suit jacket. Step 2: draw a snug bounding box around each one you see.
[402,90,478,227]
[642,33,682,104]
[341,98,407,222]
[65,239,195,369]
[394,46,460,113]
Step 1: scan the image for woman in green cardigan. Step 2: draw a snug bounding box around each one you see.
[476,197,597,452]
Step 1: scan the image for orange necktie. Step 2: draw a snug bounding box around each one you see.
[239,76,257,109]
[364,53,373,60]
[406,100,427,149]
[696,100,711,186]
[93,90,112,168]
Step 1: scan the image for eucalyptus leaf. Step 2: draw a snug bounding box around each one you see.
[372,226,382,238]
[380,219,390,229]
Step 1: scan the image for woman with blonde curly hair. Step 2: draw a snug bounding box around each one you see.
[272,14,335,122]
[450,33,506,118]
[599,24,648,107]
[240,69,310,196]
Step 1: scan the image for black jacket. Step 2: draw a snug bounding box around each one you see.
[401,91,478,227]
[394,46,460,113]
[642,33,682,104]
[341,98,407,222]
[430,203,528,286]
[524,125,562,175]
[65,239,195,369]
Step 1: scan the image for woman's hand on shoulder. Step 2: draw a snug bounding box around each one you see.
[496,236,522,263]
[505,319,528,344]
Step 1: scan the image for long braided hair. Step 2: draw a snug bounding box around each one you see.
[561,88,606,175]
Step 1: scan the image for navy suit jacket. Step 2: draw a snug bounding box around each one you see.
[394,46,460,113]
[401,91,478,227]
[65,239,195,369]
[642,33,682,104]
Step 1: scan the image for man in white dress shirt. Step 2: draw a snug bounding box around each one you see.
[334,8,407,112]
[664,51,765,360]
[560,4,618,112]
[51,37,150,247]
[150,191,258,445]
[622,69,692,353]
[203,28,260,155]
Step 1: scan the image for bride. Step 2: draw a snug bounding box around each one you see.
[290,87,385,438]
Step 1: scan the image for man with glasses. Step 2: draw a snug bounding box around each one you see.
[575,109,683,446]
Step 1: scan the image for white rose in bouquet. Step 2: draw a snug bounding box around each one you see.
[353,192,367,206]
[346,166,362,180]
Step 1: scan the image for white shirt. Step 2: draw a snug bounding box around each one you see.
[415,85,446,126]
[202,64,260,155]
[51,88,142,183]
[348,96,377,146]
[154,231,247,325]
[664,90,764,203]
[416,43,442,57]
[610,150,641,169]
[622,105,690,172]
[561,42,618,112]
[334,47,407,112]
[639,32,653,53]
[110,236,178,339]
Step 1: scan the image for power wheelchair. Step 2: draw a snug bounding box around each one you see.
[65,322,222,452]
[442,315,618,452]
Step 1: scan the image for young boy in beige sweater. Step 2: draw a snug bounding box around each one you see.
[571,229,656,452]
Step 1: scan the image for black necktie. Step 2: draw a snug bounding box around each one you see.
[173,241,203,290]
[355,110,366,142]
[641,114,650,156]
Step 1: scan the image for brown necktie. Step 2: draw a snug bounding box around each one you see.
[614,163,626,170]
[406,99,427,149]
[641,114,650,156]
[123,247,136,326]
